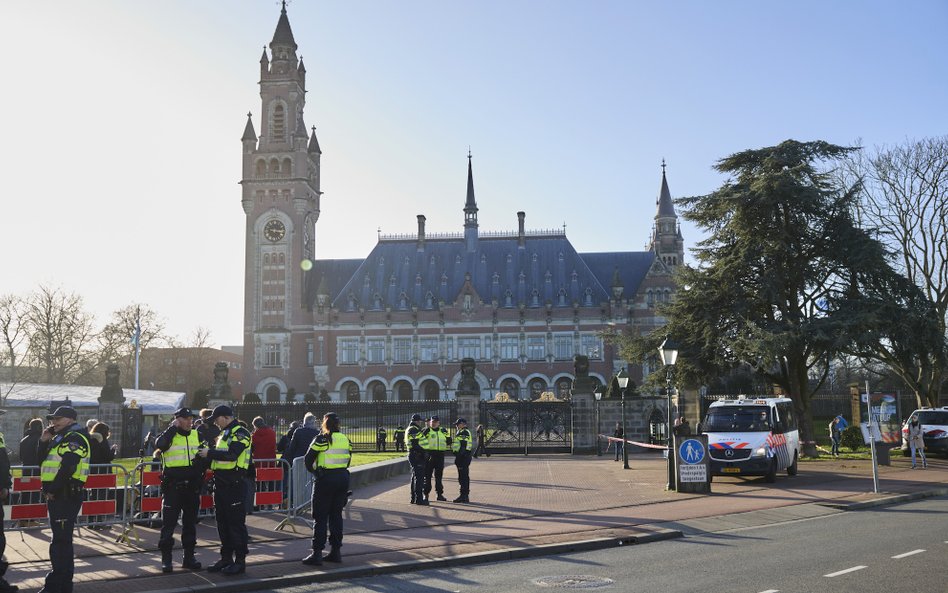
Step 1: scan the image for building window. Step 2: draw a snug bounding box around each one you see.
[264,343,281,367]
[272,104,285,141]
[527,336,545,361]
[483,335,493,360]
[458,337,480,360]
[339,338,359,364]
[420,337,439,362]
[500,336,519,361]
[554,335,573,360]
[306,341,314,366]
[367,338,385,363]
[445,337,455,361]
[394,337,411,363]
[581,335,602,360]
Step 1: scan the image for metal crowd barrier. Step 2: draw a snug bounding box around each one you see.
[276,456,313,532]
[7,464,130,538]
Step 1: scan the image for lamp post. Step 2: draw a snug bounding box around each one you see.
[594,385,605,456]
[616,369,630,469]
[658,338,679,491]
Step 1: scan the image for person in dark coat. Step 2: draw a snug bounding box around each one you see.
[0,409,16,593]
[19,418,44,474]
[89,422,117,472]
[283,413,319,463]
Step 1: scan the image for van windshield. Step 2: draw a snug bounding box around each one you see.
[704,406,772,432]
[917,411,948,425]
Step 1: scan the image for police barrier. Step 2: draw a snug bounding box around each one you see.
[276,456,313,532]
[5,464,130,535]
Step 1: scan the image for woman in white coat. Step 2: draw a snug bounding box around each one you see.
[908,417,927,469]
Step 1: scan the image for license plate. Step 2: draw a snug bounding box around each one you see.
[721,467,741,474]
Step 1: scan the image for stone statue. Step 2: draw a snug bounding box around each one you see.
[98,363,125,403]
[571,354,596,394]
[209,361,233,401]
[456,357,481,397]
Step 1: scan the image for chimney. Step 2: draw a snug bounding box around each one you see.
[517,211,526,249]
[417,214,426,251]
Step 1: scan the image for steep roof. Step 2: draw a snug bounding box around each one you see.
[309,233,654,311]
[656,168,676,218]
[270,1,297,49]
[241,113,256,142]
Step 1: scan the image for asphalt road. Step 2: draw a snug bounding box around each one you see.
[260,496,948,593]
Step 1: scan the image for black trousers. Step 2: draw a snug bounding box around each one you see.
[311,469,350,552]
[424,452,445,496]
[0,502,6,578]
[213,476,248,561]
[44,494,83,593]
[158,479,200,552]
[409,451,426,503]
[455,454,472,496]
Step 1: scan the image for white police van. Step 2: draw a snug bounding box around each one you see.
[702,397,801,483]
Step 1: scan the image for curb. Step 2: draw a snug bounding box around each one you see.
[817,487,948,511]
[138,529,683,593]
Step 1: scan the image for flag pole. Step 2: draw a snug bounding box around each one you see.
[134,306,141,390]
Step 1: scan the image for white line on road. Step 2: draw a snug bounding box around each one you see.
[824,566,867,578]
[758,590,779,593]
[892,549,926,559]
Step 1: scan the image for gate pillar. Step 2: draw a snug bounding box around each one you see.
[570,355,596,454]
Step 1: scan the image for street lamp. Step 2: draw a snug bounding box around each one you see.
[658,337,679,490]
[594,385,605,456]
[616,369,630,470]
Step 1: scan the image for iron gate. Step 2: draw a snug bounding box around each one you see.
[478,399,572,454]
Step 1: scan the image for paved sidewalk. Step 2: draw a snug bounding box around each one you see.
[5,453,946,593]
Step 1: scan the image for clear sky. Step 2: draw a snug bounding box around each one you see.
[1,1,945,348]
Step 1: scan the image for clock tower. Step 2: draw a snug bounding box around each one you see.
[240,1,321,401]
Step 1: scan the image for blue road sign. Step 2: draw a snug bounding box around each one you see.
[678,439,705,465]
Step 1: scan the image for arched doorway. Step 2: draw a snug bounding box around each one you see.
[420,379,440,400]
[341,381,360,402]
[555,377,572,399]
[500,378,521,400]
[528,378,548,400]
[368,380,387,402]
[394,380,414,401]
[648,407,667,445]
[265,384,280,402]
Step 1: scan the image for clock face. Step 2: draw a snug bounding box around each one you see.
[264,219,286,242]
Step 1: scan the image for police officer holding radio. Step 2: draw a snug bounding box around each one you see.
[452,418,473,503]
[38,406,90,593]
[421,416,450,502]
[197,405,252,576]
[154,407,206,573]
[405,414,427,505]
[301,412,352,566]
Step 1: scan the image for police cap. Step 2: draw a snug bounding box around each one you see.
[208,404,234,421]
[454,418,467,426]
[410,413,423,422]
[173,407,197,418]
[46,406,78,420]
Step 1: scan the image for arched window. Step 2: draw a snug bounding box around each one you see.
[263,253,271,266]
[425,291,434,309]
[373,293,382,310]
[278,253,285,265]
[647,290,654,306]
[347,293,357,312]
[531,289,539,307]
[398,292,408,310]
[584,288,593,306]
[504,290,513,308]
[255,160,266,176]
[282,157,292,175]
[272,104,285,141]
[557,289,567,307]
[270,158,280,174]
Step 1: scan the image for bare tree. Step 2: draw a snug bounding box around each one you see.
[851,137,948,407]
[0,293,29,403]
[24,286,100,384]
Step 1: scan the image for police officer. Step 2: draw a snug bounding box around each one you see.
[0,409,16,593]
[451,418,473,503]
[393,425,406,452]
[375,426,387,452]
[301,412,352,566]
[154,407,206,573]
[405,414,427,505]
[37,405,90,593]
[421,416,450,502]
[196,405,251,576]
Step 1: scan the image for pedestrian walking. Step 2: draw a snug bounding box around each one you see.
[0,409,17,593]
[422,416,450,502]
[473,424,489,458]
[393,426,405,452]
[612,423,624,462]
[197,405,252,576]
[908,417,927,469]
[38,406,90,593]
[451,418,473,503]
[376,426,387,452]
[154,408,206,573]
[405,414,428,505]
[828,417,841,458]
[301,412,352,566]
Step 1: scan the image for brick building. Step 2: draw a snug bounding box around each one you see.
[241,5,683,402]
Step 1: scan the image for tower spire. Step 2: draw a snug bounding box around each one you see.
[656,159,676,218]
[464,151,478,252]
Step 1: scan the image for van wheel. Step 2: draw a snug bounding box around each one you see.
[765,459,777,483]
[787,452,798,476]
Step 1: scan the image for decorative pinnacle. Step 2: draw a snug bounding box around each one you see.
[661,158,666,174]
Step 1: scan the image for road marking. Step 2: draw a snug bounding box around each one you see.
[824,566,867,578]
[758,590,779,593]
[892,549,926,559]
